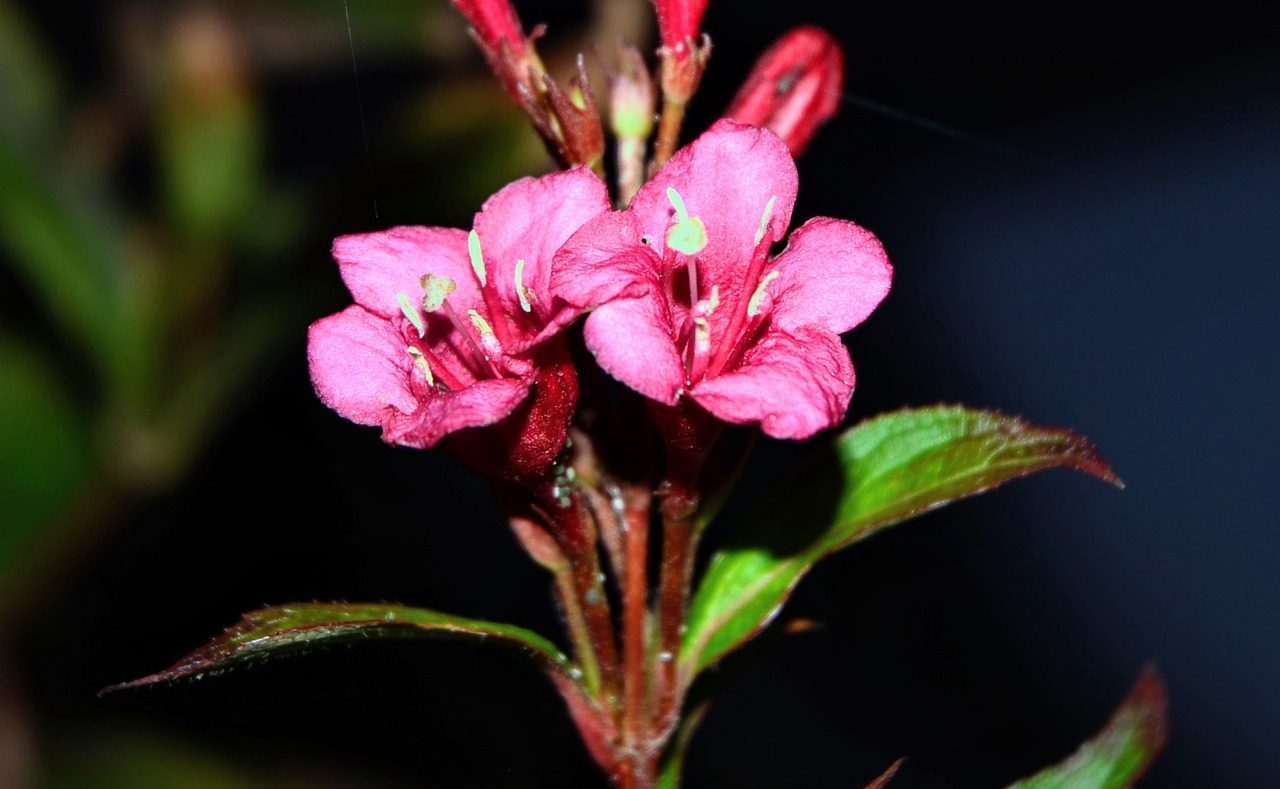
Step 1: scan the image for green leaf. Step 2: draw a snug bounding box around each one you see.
[0,334,91,591]
[1008,667,1167,788]
[0,0,60,142]
[104,602,574,693]
[682,406,1121,677]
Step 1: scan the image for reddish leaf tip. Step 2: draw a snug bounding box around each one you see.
[865,757,906,789]
[1123,664,1170,763]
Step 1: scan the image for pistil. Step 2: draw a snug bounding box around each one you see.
[420,273,503,379]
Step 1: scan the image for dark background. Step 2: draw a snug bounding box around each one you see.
[7,0,1278,786]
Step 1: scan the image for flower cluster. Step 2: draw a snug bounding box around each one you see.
[310,120,890,471]
[307,9,892,781]
[146,4,1157,789]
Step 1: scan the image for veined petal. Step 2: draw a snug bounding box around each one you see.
[769,217,893,335]
[582,297,684,406]
[473,168,611,324]
[630,120,797,306]
[334,226,475,320]
[691,326,854,439]
[386,377,533,449]
[308,306,419,426]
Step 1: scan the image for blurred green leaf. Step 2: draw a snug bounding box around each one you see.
[0,334,90,588]
[0,0,60,142]
[106,602,573,693]
[0,136,125,366]
[155,297,303,482]
[682,406,1122,677]
[45,730,272,789]
[1008,667,1167,788]
[157,14,261,244]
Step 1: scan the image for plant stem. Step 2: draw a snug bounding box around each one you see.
[616,135,646,208]
[551,566,604,697]
[654,511,697,731]
[651,96,687,174]
[619,491,651,774]
[572,541,622,705]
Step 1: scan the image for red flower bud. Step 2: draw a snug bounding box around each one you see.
[449,0,542,106]
[653,0,710,61]
[725,26,844,156]
[450,0,526,58]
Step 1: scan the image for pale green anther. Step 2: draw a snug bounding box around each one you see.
[694,316,712,352]
[398,292,425,337]
[707,285,721,314]
[514,258,532,313]
[420,274,457,312]
[665,187,707,255]
[754,196,777,245]
[407,346,434,386]
[468,309,493,336]
[468,229,487,286]
[747,271,780,317]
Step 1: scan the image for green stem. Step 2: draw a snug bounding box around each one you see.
[552,566,603,697]
[616,135,646,208]
[650,96,687,175]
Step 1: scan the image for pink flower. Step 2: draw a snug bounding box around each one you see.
[726,26,844,156]
[308,168,609,478]
[551,120,891,439]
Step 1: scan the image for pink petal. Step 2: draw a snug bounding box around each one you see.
[630,120,798,310]
[691,326,854,439]
[582,297,685,406]
[473,167,611,325]
[386,377,532,449]
[769,217,893,335]
[551,210,658,310]
[308,305,419,426]
[333,226,474,319]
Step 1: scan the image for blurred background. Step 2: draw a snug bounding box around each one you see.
[1,0,1276,786]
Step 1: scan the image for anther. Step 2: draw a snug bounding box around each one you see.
[514,258,532,313]
[468,229,487,287]
[398,293,425,338]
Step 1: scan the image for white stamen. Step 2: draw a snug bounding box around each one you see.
[754,195,777,245]
[514,258,532,313]
[398,292,424,337]
[468,229,487,286]
[694,316,711,353]
[747,271,780,317]
[406,346,434,386]
[468,309,493,336]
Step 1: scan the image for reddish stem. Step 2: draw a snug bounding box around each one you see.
[654,482,698,733]
[619,488,651,780]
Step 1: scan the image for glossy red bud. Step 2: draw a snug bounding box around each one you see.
[725,26,844,156]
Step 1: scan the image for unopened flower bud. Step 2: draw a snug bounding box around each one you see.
[449,0,544,107]
[652,0,710,63]
[610,43,656,141]
[725,26,844,156]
